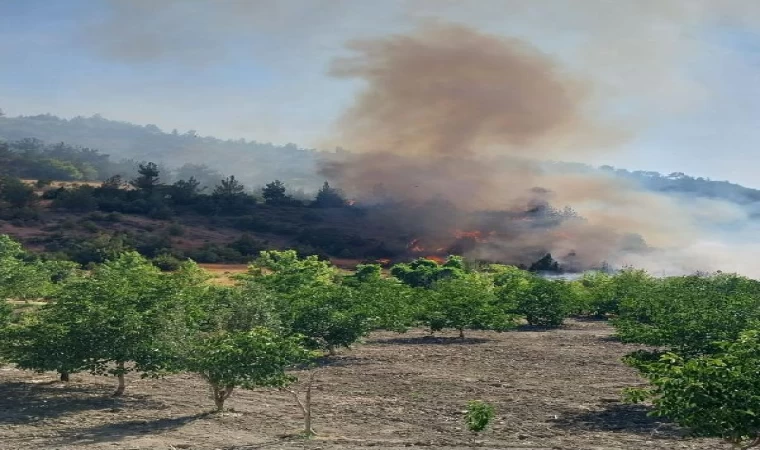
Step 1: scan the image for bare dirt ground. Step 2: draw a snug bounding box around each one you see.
[0,320,724,450]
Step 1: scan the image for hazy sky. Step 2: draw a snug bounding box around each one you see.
[2,0,760,186]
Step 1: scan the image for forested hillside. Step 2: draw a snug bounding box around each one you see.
[2,113,759,210]
[0,113,322,190]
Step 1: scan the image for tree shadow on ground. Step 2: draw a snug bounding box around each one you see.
[551,403,683,439]
[569,315,610,323]
[514,324,561,332]
[0,381,165,424]
[370,335,490,345]
[52,412,211,446]
[313,355,369,368]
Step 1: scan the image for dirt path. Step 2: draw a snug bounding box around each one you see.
[0,320,724,450]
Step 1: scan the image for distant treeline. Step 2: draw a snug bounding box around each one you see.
[0,114,322,190]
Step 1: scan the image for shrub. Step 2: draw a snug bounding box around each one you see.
[166,222,185,237]
[464,401,495,432]
[152,253,183,271]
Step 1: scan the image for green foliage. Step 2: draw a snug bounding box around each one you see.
[313,181,345,208]
[184,327,314,411]
[152,253,183,271]
[613,273,760,356]
[348,263,382,284]
[624,330,760,449]
[262,179,290,205]
[131,162,160,192]
[426,274,516,337]
[281,283,372,353]
[464,400,495,432]
[0,235,77,300]
[0,176,37,208]
[391,256,466,289]
[4,253,198,393]
[516,276,573,328]
[202,284,281,333]
[244,250,337,294]
[349,278,417,332]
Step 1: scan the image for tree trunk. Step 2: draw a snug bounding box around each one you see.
[459,328,465,339]
[113,362,126,397]
[327,346,336,356]
[286,371,317,436]
[304,374,313,436]
[212,385,234,412]
[59,371,70,382]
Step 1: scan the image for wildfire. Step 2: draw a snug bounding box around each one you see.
[424,255,446,264]
[407,238,425,252]
[454,229,490,243]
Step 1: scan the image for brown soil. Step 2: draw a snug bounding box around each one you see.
[0,320,724,450]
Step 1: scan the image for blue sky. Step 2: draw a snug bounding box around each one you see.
[2,0,760,187]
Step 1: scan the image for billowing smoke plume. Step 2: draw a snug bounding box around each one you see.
[320,24,746,271]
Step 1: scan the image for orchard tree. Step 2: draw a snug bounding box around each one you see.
[184,327,314,412]
[625,330,760,449]
[349,276,417,332]
[391,256,466,289]
[516,276,573,328]
[0,235,78,300]
[7,253,195,394]
[243,250,337,294]
[427,273,515,338]
[614,273,760,357]
[284,284,372,354]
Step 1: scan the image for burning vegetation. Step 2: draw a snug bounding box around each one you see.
[317,23,733,272]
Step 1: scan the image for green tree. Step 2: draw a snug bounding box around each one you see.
[516,277,573,328]
[213,175,245,197]
[262,179,290,205]
[169,177,204,205]
[0,176,37,208]
[427,274,515,338]
[184,327,313,411]
[625,330,760,449]
[6,253,196,394]
[313,181,345,208]
[130,162,160,193]
[350,277,416,332]
[614,273,760,357]
[391,256,466,289]
[243,250,337,294]
[284,284,372,354]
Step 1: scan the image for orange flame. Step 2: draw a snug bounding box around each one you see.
[424,255,446,264]
[454,229,489,243]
